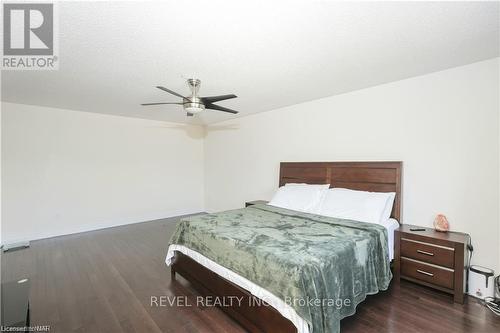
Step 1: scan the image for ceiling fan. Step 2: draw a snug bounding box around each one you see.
[141,79,239,117]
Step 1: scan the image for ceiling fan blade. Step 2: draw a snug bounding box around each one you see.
[201,94,237,104]
[141,102,182,106]
[156,86,186,99]
[205,103,239,114]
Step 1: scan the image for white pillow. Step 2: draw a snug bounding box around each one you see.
[381,192,396,222]
[269,184,330,212]
[315,188,395,224]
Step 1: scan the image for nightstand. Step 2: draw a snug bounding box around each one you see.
[245,200,269,207]
[394,224,469,303]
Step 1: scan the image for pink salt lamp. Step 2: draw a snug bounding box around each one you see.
[433,214,449,232]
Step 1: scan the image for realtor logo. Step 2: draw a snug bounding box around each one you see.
[2,2,59,69]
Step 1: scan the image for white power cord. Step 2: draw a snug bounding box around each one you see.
[483,275,500,316]
[484,297,500,316]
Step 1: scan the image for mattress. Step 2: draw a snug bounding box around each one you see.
[382,218,400,260]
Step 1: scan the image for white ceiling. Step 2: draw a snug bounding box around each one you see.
[1,1,499,125]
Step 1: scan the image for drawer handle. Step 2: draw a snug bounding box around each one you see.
[417,250,434,256]
[416,269,434,277]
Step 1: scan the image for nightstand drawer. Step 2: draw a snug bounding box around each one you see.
[401,257,454,289]
[401,238,455,268]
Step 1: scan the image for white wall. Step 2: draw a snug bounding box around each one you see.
[2,59,498,272]
[204,58,500,271]
[1,103,205,243]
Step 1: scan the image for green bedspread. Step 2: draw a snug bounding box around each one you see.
[168,204,392,333]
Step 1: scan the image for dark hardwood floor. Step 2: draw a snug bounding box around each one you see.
[2,216,499,333]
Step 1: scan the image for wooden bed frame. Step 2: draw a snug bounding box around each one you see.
[171,161,402,333]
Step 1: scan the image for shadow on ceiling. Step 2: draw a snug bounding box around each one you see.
[148,124,240,139]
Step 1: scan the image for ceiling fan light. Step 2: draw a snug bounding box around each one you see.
[184,102,205,114]
[184,106,205,114]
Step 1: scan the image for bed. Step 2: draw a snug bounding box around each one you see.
[166,161,402,333]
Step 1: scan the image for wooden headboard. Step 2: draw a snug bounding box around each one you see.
[279,161,403,222]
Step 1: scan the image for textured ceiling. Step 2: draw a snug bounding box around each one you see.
[1,1,499,125]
